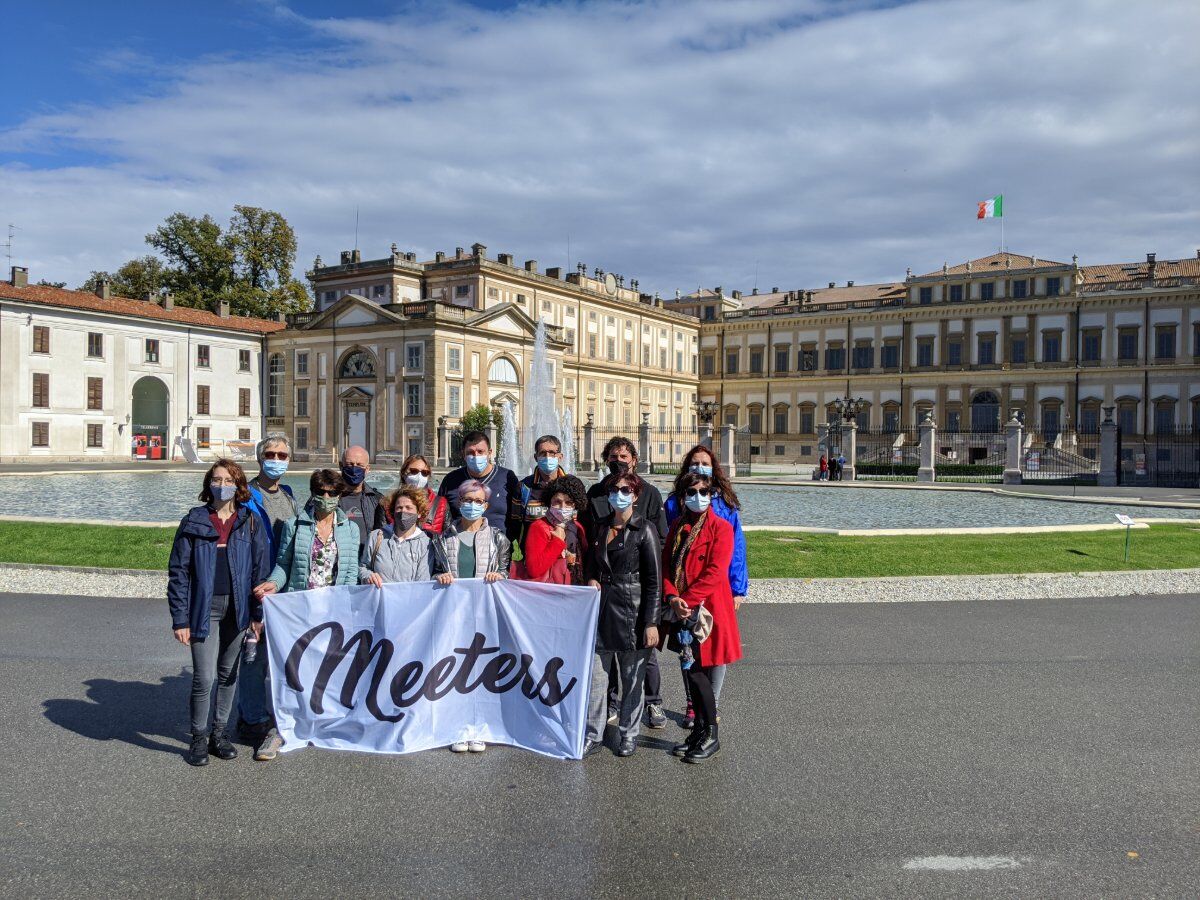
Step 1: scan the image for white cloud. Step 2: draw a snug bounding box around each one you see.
[2,0,1197,294]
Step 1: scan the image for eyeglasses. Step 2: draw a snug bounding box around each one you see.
[210,479,236,487]
[405,469,431,477]
[612,486,634,497]
[314,489,340,497]
[262,451,289,460]
[685,488,711,498]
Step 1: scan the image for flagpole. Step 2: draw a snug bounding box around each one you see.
[1000,191,1005,252]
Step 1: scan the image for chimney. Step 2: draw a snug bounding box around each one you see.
[497,252,513,266]
[847,280,855,287]
[524,260,537,273]
[828,282,835,289]
[471,243,487,259]
[352,249,361,263]
[435,251,446,263]
[714,286,723,297]
[751,288,758,295]
[161,292,175,310]
[95,277,112,300]
[274,310,287,323]
[340,250,353,265]
[455,247,466,259]
[1147,252,1157,278]
[215,299,230,318]
[771,286,779,294]
[545,267,561,279]
[10,266,28,287]
[141,291,154,303]
[732,290,741,300]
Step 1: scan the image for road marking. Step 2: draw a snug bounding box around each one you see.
[903,855,1026,871]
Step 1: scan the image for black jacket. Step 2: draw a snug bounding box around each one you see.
[339,486,387,556]
[584,512,662,652]
[584,479,669,540]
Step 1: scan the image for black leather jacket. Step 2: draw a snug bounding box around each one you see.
[585,512,662,652]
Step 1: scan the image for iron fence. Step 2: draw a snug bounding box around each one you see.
[854,426,920,480]
[1020,430,1100,484]
[1118,428,1200,488]
[932,429,1004,482]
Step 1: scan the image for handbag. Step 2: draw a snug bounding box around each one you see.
[663,602,714,642]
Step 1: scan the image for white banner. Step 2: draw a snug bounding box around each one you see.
[263,579,600,760]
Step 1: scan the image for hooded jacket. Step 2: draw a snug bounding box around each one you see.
[167,505,272,639]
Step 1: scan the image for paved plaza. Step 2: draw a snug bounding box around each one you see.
[1,591,1197,897]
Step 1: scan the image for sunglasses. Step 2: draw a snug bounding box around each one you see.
[405,469,431,477]
[262,451,289,460]
[314,489,340,497]
[612,486,634,497]
[685,488,711,498]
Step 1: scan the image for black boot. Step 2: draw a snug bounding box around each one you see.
[672,722,706,757]
[684,724,720,763]
[187,732,210,767]
[209,724,238,760]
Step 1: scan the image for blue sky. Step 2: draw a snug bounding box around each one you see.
[2,0,1197,295]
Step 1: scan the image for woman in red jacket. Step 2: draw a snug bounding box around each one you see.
[519,478,588,584]
[662,471,742,763]
[400,454,449,535]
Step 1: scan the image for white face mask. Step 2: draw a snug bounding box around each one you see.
[404,473,429,490]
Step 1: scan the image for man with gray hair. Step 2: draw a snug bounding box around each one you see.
[338,444,387,559]
[240,431,297,757]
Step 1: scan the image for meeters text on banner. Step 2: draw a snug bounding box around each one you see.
[263,579,601,760]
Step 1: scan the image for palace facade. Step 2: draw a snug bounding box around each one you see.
[671,251,1200,463]
[272,243,701,463]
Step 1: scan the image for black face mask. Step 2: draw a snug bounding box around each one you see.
[607,460,631,476]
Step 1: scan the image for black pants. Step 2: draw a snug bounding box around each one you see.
[608,647,661,709]
[685,664,718,730]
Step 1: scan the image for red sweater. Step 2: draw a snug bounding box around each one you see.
[523,518,588,583]
[662,512,742,668]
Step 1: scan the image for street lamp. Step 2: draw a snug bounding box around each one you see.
[695,400,719,424]
[832,395,866,423]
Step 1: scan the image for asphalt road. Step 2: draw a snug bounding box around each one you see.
[1,591,1197,899]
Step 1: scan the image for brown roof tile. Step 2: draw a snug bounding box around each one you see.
[1082,256,1200,284]
[0,282,286,334]
[918,253,1068,277]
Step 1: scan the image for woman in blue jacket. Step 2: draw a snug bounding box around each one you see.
[664,445,748,725]
[168,459,272,767]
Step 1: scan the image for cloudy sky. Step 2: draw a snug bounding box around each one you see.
[2,0,1197,297]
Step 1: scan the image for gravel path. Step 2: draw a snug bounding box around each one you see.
[2,563,1198,604]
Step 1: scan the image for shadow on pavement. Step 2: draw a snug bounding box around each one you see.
[42,668,190,755]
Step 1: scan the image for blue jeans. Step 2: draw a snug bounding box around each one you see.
[236,626,272,727]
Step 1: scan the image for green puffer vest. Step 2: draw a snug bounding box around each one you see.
[269,507,361,592]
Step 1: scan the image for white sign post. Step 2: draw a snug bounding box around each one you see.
[1115,513,1136,562]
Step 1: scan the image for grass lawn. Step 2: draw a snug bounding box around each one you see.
[0,520,1197,579]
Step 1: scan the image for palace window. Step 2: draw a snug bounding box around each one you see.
[1009,335,1027,364]
[145,339,159,363]
[406,343,424,371]
[825,344,845,371]
[980,282,995,301]
[1117,400,1137,435]
[1046,277,1061,296]
[87,423,104,448]
[33,325,49,354]
[949,284,964,303]
[32,372,49,408]
[196,385,210,415]
[800,346,818,371]
[340,350,375,378]
[197,344,210,368]
[947,340,963,367]
[1155,325,1176,360]
[702,354,715,376]
[87,332,104,358]
[1011,279,1028,299]
[918,286,932,305]
[725,350,739,374]
[1081,329,1102,363]
[268,353,284,417]
[447,346,462,373]
[881,341,900,369]
[448,386,461,418]
[296,426,308,450]
[239,388,251,417]
[1118,327,1138,362]
[406,383,422,417]
[798,405,815,435]
[773,406,788,435]
[487,357,519,385]
[296,350,309,375]
[87,377,103,411]
[296,387,308,417]
[749,349,764,374]
[775,348,789,373]
[977,334,996,366]
[1042,331,1062,363]
[852,343,873,370]
[1154,398,1175,433]
[32,422,49,447]
[196,427,210,449]
[916,338,933,367]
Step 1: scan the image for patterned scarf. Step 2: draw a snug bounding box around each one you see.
[670,509,708,596]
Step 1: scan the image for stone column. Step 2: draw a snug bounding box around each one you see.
[817,422,829,464]
[918,411,937,482]
[582,415,596,472]
[698,421,713,451]
[637,412,651,474]
[436,416,449,468]
[485,421,498,457]
[1003,414,1023,485]
[842,420,857,481]
[1098,406,1119,488]
[721,423,737,476]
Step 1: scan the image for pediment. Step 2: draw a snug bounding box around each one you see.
[468,302,558,341]
[339,386,374,401]
[303,294,404,330]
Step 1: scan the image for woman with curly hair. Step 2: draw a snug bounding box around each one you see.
[360,486,436,585]
[517,475,589,585]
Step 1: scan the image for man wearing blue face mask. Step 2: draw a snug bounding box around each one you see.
[517,434,586,525]
[437,430,521,538]
[338,445,387,560]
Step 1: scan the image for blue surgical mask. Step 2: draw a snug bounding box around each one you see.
[465,454,489,474]
[684,491,711,514]
[537,456,560,475]
[608,490,634,511]
[460,501,486,521]
[212,484,236,503]
[689,463,713,477]
[341,464,366,486]
[261,459,289,480]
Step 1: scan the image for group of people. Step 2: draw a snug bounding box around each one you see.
[817,453,846,480]
[167,429,748,766]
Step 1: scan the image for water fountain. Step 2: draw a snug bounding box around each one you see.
[559,405,577,474]
[498,400,522,475]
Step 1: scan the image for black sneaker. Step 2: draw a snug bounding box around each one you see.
[645,704,666,729]
[238,718,270,742]
[208,726,238,761]
[187,733,210,766]
[616,739,636,757]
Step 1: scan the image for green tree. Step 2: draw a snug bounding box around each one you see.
[223,205,311,317]
[146,212,233,307]
[79,256,166,299]
[461,404,494,434]
[35,279,67,288]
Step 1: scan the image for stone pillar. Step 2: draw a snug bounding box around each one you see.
[721,423,737,476]
[1003,414,1023,485]
[918,411,937,482]
[582,415,596,472]
[485,421,498,457]
[842,420,857,481]
[637,413,651,474]
[817,422,829,465]
[1098,406,1119,487]
[436,416,449,468]
[699,421,713,451]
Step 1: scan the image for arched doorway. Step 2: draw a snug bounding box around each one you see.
[971,390,1000,433]
[131,376,170,439]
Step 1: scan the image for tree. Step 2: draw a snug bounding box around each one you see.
[36,279,67,289]
[79,256,166,299]
[223,206,311,317]
[461,404,494,435]
[146,213,233,307]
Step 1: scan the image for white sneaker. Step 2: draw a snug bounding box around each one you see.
[450,741,469,753]
[468,740,486,753]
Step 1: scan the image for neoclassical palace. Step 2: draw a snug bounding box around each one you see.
[3,242,1197,469]
[671,250,1200,461]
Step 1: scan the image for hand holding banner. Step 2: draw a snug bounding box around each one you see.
[263,578,600,760]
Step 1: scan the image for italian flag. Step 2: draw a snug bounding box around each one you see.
[977,194,1003,218]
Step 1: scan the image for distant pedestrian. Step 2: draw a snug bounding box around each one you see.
[360,486,436,586]
[167,459,272,767]
[399,453,449,534]
[818,454,829,481]
[837,454,847,480]
[338,445,387,560]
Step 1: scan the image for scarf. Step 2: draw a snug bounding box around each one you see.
[670,509,708,596]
